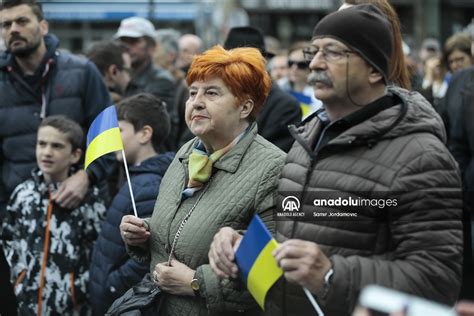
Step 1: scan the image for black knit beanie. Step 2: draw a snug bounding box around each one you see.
[312,4,393,82]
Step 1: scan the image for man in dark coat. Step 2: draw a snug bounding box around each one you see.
[114,16,176,115]
[0,0,113,217]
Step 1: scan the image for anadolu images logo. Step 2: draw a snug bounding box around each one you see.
[282,196,300,212]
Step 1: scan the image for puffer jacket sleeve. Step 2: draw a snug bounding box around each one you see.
[196,158,283,312]
[320,147,463,315]
[81,61,115,185]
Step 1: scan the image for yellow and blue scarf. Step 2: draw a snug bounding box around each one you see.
[183,130,247,198]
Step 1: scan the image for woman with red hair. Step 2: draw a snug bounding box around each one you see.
[119,45,285,315]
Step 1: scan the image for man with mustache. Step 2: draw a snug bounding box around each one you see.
[209,4,463,316]
[0,0,112,219]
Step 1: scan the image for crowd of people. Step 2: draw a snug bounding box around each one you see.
[0,0,473,315]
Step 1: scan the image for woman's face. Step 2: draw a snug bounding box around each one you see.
[185,77,250,149]
[448,49,473,73]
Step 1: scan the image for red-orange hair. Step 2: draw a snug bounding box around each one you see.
[186,45,272,121]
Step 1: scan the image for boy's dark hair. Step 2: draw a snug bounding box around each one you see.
[86,40,128,75]
[116,93,170,152]
[0,0,44,21]
[39,115,84,151]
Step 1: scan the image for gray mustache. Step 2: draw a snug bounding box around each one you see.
[308,71,332,86]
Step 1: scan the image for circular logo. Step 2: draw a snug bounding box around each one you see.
[282,196,300,212]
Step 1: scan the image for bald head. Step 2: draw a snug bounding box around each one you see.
[176,34,203,70]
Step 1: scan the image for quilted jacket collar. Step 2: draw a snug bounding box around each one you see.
[290,86,446,154]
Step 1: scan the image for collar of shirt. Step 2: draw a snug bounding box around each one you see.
[313,93,396,152]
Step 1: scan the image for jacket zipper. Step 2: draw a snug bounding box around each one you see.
[283,126,318,315]
[39,59,53,119]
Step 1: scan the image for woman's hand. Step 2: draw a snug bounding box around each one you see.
[153,259,196,296]
[208,227,242,279]
[119,215,150,248]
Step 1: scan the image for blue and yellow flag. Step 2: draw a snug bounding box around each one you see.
[235,215,283,310]
[85,105,123,170]
[290,91,313,119]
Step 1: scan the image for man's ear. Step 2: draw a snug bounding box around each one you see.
[139,125,153,144]
[368,67,384,84]
[71,148,82,165]
[39,19,49,36]
[240,99,254,120]
[105,64,119,85]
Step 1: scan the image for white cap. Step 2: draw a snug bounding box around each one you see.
[114,16,157,39]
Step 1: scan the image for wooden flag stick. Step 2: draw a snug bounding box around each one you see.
[121,149,138,217]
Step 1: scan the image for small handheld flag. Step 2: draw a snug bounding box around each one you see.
[235,216,326,315]
[85,106,123,170]
[235,215,282,310]
[84,105,138,217]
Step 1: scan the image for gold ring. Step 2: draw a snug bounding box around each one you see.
[153,270,158,281]
[123,231,127,237]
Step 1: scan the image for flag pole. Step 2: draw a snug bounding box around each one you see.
[121,149,138,217]
[303,288,324,316]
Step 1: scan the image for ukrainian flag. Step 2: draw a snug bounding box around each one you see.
[235,215,283,310]
[85,105,123,170]
[290,91,313,119]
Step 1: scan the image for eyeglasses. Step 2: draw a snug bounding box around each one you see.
[303,47,355,63]
[288,60,310,70]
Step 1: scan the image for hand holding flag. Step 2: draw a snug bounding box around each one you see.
[235,215,326,315]
[235,215,283,310]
